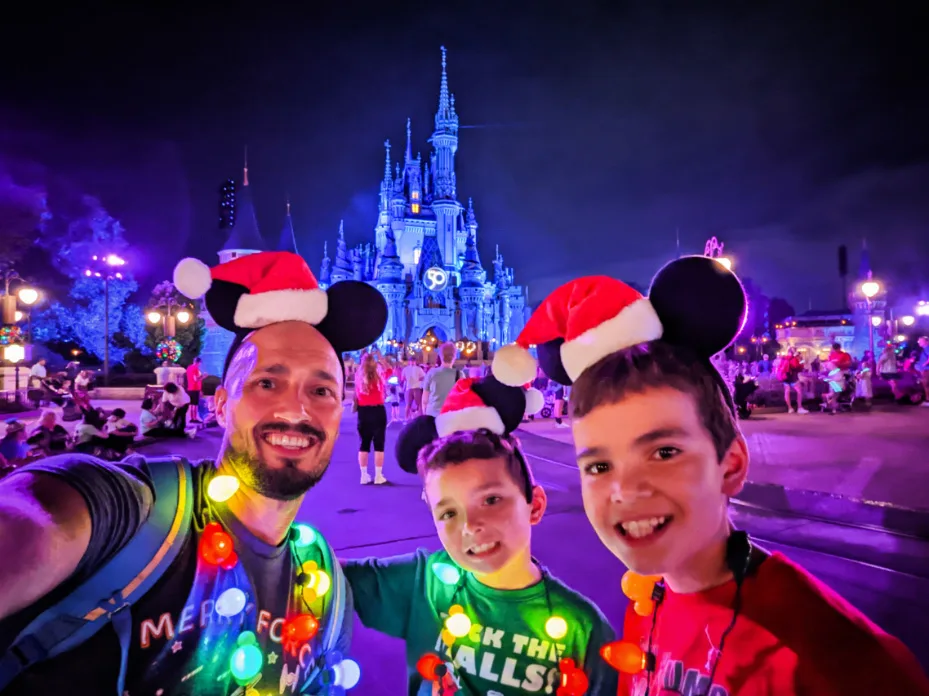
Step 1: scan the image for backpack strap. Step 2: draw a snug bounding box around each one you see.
[297,531,348,691]
[0,456,193,696]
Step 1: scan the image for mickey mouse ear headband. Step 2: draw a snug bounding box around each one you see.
[173,252,388,375]
[395,375,544,478]
[492,255,747,386]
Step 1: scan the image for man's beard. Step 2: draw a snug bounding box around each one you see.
[223,429,332,501]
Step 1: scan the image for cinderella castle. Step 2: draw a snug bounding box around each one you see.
[198,47,528,376]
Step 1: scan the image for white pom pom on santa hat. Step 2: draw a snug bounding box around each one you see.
[524,387,545,416]
[173,257,213,299]
[492,343,538,387]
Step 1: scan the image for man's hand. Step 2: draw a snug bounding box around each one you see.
[0,473,91,620]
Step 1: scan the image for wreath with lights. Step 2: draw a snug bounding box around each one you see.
[0,326,22,346]
[155,338,182,363]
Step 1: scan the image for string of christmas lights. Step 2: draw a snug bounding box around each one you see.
[415,561,590,696]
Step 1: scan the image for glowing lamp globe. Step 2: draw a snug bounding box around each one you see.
[917,302,929,317]
[871,316,882,327]
[176,310,191,324]
[207,475,240,502]
[17,288,38,305]
[902,316,915,327]
[861,280,880,299]
[147,311,162,324]
[545,615,569,640]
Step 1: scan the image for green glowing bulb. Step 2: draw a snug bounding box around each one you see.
[230,642,263,684]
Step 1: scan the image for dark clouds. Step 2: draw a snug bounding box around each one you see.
[0,2,926,307]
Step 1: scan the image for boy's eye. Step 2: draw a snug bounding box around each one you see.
[582,461,610,476]
[257,378,274,389]
[438,510,456,521]
[484,495,501,506]
[313,386,335,398]
[652,446,681,461]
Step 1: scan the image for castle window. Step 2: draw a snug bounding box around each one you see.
[412,203,420,214]
[411,191,420,201]
[413,245,422,264]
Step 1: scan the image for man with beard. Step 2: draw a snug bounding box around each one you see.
[0,251,387,695]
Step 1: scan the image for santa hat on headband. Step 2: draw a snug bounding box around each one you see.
[174,252,328,329]
[492,276,663,386]
[173,251,388,364]
[396,376,543,474]
[494,256,748,387]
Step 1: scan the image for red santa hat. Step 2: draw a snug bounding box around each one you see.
[173,251,328,329]
[492,276,663,386]
[435,379,506,437]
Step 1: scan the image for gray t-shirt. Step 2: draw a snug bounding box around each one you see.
[0,454,352,695]
[422,367,461,417]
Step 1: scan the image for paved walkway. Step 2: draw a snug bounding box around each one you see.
[519,405,929,511]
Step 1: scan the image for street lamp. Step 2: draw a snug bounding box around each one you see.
[901,315,915,327]
[3,344,25,404]
[860,275,881,358]
[146,302,192,338]
[85,253,126,385]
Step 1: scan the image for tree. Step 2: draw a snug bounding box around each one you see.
[143,280,205,366]
[31,198,147,365]
[768,297,796,326]
[0,174,51,269]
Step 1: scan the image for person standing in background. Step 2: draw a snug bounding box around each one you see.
[400,356,425,420]
[185,357,204,424]
[421,342,459,417]
[355,353,388,485]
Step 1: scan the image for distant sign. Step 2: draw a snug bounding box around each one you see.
[424,266,449,292]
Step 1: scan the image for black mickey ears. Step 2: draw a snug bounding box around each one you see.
[314,280,388,354]
[648,255,747,359]
[204,280,249,334]
[471,375,532,434]
[395,415,439,475]
[536,339,572,386]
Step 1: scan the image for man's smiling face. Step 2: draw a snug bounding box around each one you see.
[215,321,344,500]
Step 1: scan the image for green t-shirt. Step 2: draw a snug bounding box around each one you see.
[343,549,618,695]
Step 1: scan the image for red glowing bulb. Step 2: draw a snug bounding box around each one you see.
[416,653,444,681]
[283,613,319,643]
[556,658,589,696]
[199,522,235,565]
[601,640,647,674]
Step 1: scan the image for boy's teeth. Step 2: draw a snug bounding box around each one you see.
[470,542,497,554]
[620,516,668,539]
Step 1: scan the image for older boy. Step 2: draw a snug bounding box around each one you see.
[491,262,929,695]
[343,428,617,695]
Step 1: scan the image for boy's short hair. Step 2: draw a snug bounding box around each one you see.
[417,429,535,502]
[438,342,457,365]
[570,341,738,461]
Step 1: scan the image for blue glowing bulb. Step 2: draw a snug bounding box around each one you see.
[431,562,461,585]
[334,658,361,689]
[294,524,317,547]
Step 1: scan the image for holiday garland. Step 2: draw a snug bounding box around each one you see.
[156,338,182,363]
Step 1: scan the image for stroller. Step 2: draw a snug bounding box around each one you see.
[821,368,857,413]
[733,375,758,420]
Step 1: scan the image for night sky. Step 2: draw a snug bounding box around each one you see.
[1,2,927,310]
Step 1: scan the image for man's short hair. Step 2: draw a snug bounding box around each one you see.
[570,341,738,462]
[112,408,126,418]
[164,383,179,394]
[438,342,457,365]
[417,428,534,502]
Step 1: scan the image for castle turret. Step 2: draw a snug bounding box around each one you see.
[319,241,332,288]
[375,225,407,347]
[430,47,463,273]
[330,221,353,284]
[460,229,484,288]
[219,157,265,264]
[277,199,299,254]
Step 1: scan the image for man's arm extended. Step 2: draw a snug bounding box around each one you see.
[0,472,91,620]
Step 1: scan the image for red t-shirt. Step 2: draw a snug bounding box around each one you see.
[186,363,203,391]
[618,552,929,695]
[355,372,385,406]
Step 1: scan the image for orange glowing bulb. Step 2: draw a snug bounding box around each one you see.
[620,571,661,602]
[283,613,319,644]
[601,640,647,674]
[199,522,235,565]
[633,598,655,617]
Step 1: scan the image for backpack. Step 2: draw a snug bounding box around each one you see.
[0,456,349,695]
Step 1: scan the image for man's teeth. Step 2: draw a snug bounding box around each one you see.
[620,516,668,539]
[263,433,312,449]
[469,542,498,555]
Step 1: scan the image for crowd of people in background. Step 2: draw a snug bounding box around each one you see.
[717,335,929,416]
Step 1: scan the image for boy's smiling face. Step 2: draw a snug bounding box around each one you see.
[424,456,546,586]
[572,386,748,587]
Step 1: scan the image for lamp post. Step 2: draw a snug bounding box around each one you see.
[147,301,192,339]
[3,344,25,404]
[860,275,881,358]
[85,254,126,385]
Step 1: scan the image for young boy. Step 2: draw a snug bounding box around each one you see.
[343,427,618,695]
[490,262,929,695]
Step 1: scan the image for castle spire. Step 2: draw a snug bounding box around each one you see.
[339,219,345,241]
[383,140,391,184]
[405,118,413,163]
[243,146,249,186]
[438,46,450,118]
[277,198,298,254]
